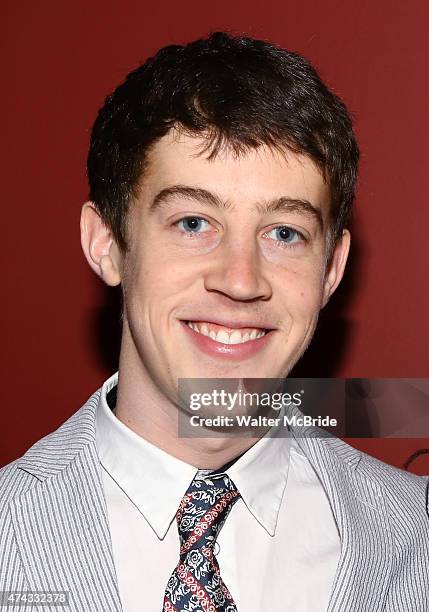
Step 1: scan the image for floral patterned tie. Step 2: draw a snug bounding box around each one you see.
[163,471,241,612]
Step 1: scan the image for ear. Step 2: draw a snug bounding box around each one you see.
[80,202,122,286]
[322,229,351,307]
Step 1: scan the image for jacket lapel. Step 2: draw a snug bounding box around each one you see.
[290,419,393,612]
[11,392,122,612]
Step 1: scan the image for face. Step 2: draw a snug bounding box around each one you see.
[85,130,349,405]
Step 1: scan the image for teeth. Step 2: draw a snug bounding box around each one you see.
[187,322,266,344]
[217,330,230,344]
[229,331,242,344]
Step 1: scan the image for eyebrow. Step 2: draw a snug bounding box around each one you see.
[149,185,324,230]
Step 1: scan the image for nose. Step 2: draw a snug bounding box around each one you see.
[203,237,273,302]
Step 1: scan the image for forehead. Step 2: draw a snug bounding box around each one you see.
[139,130,330,217]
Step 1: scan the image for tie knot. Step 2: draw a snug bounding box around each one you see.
[176,472,240,558]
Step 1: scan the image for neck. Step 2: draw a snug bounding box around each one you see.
[114,338,260,470]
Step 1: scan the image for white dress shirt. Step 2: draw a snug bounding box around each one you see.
[96,373,341,612]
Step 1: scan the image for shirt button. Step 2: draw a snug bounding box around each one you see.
[213,542,220,556]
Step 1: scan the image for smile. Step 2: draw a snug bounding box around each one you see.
[181,319,274,361]
[186,321,266,344]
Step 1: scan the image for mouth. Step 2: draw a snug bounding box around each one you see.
[180,319,275,360]
[185,320,270,344]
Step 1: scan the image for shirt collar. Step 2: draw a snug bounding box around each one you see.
[226,417,291,536]
[96,372,291,539]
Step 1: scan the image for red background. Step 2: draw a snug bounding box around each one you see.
[2,1,428,472]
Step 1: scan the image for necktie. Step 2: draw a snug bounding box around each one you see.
[163,471,241,612]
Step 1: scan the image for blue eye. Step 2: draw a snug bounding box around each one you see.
[266,226,302,245]
[177,217,210,233]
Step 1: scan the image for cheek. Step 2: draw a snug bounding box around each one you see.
[275,266,324,318]
[124,244,200,316]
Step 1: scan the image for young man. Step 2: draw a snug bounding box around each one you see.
[1,32,428,612]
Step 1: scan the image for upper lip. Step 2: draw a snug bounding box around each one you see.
[182,317,277,331]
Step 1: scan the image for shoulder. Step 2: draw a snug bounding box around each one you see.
[333,438,429,521]
[357,444,427,492]
[0,386,102,511]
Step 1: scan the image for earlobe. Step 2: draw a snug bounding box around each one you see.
[322,230,351,307]
[80,202,122,286]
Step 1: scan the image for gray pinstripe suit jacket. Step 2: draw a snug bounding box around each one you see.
[1,386,429,612]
